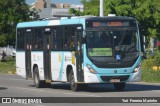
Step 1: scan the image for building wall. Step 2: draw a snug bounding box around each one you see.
[31,0,84,18]
[35,0,45,10]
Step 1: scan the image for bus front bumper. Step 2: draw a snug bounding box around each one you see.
[83,69,141,83]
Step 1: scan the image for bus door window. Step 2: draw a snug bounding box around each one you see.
[70,36,75,49]
[47,36,50,50]
[64,27,69,49]
[25,31,32,50]
[53,28,57,49]
[45,32,51,50]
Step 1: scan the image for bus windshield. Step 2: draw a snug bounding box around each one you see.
[86,29,139,65]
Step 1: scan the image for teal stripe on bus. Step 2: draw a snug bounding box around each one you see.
[58,52,64,81]
[17,20,50,28]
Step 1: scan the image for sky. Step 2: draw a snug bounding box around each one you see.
[26,0,83,5]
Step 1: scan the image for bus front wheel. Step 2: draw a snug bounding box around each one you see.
[69,71,80,91]
[113,83,126,91]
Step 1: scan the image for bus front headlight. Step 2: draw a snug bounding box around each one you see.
[133,64,141,73]
[86,64,97,74]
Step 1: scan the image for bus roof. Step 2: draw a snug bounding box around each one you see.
[16,17,86,28]
[16,16,136,28]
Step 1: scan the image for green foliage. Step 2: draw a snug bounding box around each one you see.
[0,0,30,46]
[141,68,160,83]
[79,0,160,40]
[69,0,99,16]
[142,50,160,70]
[69,8,83,16]
[142,50,160,83]
[0,61,16,74]
[82,0,99,16]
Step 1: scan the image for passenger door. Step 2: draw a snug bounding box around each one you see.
[75,25,84,82]
[43,29,52,80]
[25,29,32,79]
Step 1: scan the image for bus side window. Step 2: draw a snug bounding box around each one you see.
[33,29,43,50]
[17,30,24,50]
[52,26,75,50]
[63,26,75,50]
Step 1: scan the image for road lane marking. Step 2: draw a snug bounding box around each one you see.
[152,90,160,92]
[14,87,45,92]
[64,92,102,97]
[151,103,160,105]
[34,104,45,106]
[0,77,28,81]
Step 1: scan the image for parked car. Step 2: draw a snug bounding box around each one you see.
[0,51,7,62]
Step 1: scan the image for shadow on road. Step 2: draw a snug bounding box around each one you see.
[28,83,160,93]
[125,83,160,92]
[51,83,70,90]
[0,87,8,90]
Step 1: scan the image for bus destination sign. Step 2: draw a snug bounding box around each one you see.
[86,20,136,28]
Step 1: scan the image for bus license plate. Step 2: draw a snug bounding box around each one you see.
[110,79,120,82]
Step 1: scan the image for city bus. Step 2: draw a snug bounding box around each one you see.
[16,16,143,91]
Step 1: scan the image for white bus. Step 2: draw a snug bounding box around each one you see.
[16,16,143,91]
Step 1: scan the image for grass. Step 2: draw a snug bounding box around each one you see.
[141,68,160,83]
[0,61,16,74]
[141,60,160,83]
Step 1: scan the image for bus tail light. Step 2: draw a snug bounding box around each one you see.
[87,64,97,74]
[133,64,141,73]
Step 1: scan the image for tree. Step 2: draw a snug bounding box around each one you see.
[0,0,30,46]
[29,8,40,20]
[69,8,83,16]
[81,0,160,41]
[82,0,99,16]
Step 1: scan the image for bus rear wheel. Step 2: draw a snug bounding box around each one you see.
[69,71,80,91]
[113,83,126,91]
[33,67,51,88]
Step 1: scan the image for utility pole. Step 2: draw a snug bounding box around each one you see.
[100,0,104,17]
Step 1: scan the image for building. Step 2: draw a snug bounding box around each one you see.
[29,0,84,19]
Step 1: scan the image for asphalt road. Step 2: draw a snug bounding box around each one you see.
[0,74,160,106]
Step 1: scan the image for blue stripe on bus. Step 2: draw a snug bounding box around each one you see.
[58,52,64,81]
[17,20,50,28]
[59,18,86,29]
[17,18,86,29]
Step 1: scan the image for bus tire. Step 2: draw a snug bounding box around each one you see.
[33,67,45,88]
[113,83,126,91]
[69,71,80,92]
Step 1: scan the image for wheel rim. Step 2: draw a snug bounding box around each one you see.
[34,73,38,85]
[71,75,75,87]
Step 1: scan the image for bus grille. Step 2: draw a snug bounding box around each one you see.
[100,75,130,82]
